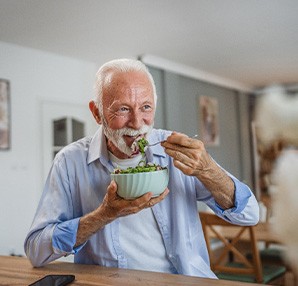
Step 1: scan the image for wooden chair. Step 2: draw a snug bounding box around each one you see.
[199,212,286,284]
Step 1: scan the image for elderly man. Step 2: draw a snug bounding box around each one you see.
[24,59,259,278]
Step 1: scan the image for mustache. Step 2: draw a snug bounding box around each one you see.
[101,114,152,138]
[115,125,152,137]
[101,115,153,156]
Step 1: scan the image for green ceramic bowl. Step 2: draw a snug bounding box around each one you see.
[111,169,169,200]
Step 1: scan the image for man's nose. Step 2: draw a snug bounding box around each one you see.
[128,111,143,130]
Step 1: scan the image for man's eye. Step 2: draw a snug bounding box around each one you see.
[119,107,129,112]
[143,105,152,111]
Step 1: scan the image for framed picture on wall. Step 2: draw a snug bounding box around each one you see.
[0,79,10,150]
[199,96,220,146]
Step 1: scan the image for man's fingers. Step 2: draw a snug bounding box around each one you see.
[163,133,187,146]
[108,180,117,191]
[146,188,170,208]
[107,180,118,200]
[162,136,202,151]
[106,182,169,216]
[172,160,194,176]
[164,148,188,162]
[124,192,153,209]
[166,133,196,147]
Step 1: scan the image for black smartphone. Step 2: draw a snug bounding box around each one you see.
[28,274,75,286]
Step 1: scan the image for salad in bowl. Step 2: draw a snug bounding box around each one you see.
[111,137,169,199]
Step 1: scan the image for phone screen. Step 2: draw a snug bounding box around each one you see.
[29,274,75,286]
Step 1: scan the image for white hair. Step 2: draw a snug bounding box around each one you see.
[94,58,157,115]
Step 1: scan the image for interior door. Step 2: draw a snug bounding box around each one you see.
[41,100,98,185]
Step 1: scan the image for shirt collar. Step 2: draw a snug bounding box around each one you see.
[87,125,109,164]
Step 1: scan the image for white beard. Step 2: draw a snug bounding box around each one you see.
[102,117,153,156]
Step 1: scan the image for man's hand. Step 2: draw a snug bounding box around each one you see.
[75,181,169,247]
[101,180,170,220]
[161,132,235,210]
[161,132,212,177]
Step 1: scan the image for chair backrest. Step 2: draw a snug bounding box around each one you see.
[199,212,263,283]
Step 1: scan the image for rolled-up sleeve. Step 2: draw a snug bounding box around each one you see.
[52,218,85,255]
[206,177,259,226]
[24,154,81,267]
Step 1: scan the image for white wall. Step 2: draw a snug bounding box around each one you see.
[0,42,97,256]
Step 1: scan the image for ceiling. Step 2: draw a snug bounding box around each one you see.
[1,0,298,89]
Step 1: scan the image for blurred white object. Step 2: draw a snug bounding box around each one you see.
[256,85,298,146]
[272,150,298,270]
[255,85,298,276]
[258,201,267,222]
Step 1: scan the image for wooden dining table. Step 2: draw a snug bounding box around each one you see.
[0,255,267,286]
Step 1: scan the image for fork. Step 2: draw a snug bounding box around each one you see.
[148,134,198,147]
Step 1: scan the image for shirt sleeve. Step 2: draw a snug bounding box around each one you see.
[205,176,260,226]
[52,218,86,255]
[24,153,83,267]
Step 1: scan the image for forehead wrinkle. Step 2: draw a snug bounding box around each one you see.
[104,90,153,109]
[102,70,155,110]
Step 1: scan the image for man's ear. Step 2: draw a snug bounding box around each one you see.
[89,101,102,124]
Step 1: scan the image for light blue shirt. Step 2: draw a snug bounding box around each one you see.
[24,126,259,278]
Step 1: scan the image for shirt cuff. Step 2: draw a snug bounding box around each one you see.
[52,217,86,255]
[214,178,252,214]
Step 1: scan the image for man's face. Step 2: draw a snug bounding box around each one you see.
[101,70,155,159]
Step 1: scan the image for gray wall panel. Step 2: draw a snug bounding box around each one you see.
[147,65,254,191]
